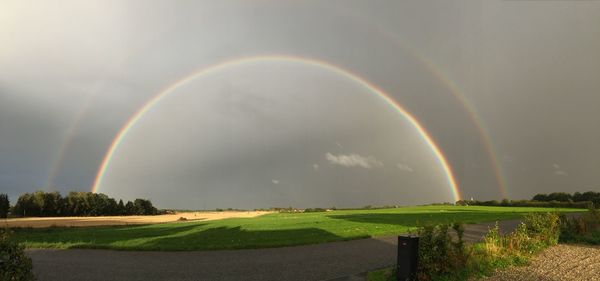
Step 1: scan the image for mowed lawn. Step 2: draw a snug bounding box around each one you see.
[13,206,583,251]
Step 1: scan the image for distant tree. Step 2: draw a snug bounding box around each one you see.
[13,193,37,217]
[0,194,9,218]
[125,201,135,215]
[117,199,125,215]
[133,199,157,215]
[547,192,572,202]
[12,191,158,217]
[532,194,548,202]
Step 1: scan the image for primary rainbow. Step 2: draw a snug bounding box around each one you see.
[92,55,463,201]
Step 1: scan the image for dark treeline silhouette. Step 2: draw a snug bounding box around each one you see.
[0,194,9,218]
[532,191,600,205]
[457,191,599,209]
[12,191,158,217]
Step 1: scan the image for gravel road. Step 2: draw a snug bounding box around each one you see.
[481,244,600,281]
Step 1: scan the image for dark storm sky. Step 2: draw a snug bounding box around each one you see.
[1,1,599,208]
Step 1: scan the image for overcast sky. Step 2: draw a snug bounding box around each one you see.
[1,1,599,209]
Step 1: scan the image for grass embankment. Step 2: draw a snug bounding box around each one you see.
[12,205,583,251]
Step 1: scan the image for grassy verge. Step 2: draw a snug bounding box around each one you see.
[12,206,582,251]
[368,212,577,281]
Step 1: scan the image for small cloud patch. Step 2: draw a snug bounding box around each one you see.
[552,163,568,176]
[325,153,383,169]
[396,163,414,173]
[272,179,279,184]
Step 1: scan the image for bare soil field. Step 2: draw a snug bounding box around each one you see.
[481,244,600,281]
[1,211,271,228]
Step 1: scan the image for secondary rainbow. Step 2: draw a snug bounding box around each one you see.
[333,7,509,198]
[92,55,463,201]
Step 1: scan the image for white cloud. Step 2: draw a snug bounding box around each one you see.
[312,164,319,170]
[554,170,568,176]
[552,163,567,176]
[271,179,279,184]
[396,163,414,172]
[325,153,383,169]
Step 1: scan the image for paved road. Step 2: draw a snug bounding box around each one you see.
[27,220,521,281]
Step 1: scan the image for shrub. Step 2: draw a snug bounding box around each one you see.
[560,207,600,244]
[417,222,468,280]
[522,212,560,247]
[483,212,559,258]
[0,230,35,281]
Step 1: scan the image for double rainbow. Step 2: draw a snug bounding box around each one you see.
[91,55,462,201]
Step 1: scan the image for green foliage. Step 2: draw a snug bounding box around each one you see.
[304,208,327,213]
[522,212,560,247]
[390,212,561,281]
[0,230,35,281]
[12,191,157,217]
[367,267,395,281]
[533,191,600,206]
[560,207,600,244]
[0,195,9,218]
[456,198,590,209]
[417,223,468,280]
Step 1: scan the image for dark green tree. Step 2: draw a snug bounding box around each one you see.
[0,194,9,218]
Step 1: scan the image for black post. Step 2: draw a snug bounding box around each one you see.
[397,235,419,281]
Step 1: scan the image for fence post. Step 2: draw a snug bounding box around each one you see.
[397,235,419,281]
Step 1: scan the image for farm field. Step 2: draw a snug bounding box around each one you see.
[2,211,269,228]
[12,205,584,251]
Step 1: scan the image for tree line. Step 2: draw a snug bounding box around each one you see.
[3,191,159,217]
[532,191,600,205]
[457,191,599,208]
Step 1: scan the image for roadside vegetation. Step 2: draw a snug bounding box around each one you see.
[368,206,600,281]
[0,229,35,281]
[10,205,582,251]
[368,212,562,281]
[559,207,600,245]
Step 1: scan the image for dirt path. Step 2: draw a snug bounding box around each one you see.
[2,211,270,228]
[481,244,600,281]
[25,219,521,281]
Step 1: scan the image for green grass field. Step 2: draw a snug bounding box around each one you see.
[12,205,583,251]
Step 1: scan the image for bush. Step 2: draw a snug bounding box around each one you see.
[0,230,35,281]
[522,212,560,247]
[484,212,560,258]
[560,207,600,244]
[417,223,468,280]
